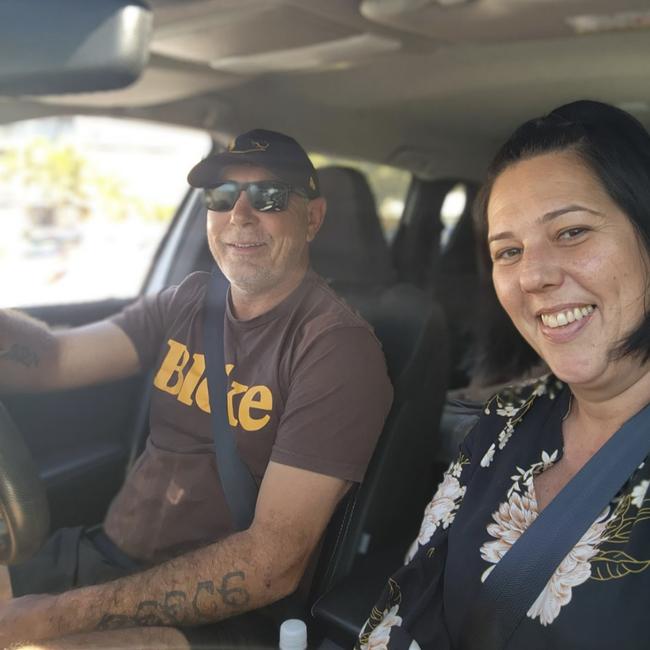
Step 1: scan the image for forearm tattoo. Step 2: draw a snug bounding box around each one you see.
[0,344,40,368]
[96,571,250,631]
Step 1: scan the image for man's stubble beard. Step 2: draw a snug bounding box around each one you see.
[209,234,310,298]
[225,262,278,296]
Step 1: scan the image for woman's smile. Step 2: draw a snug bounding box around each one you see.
[488,150,650,388]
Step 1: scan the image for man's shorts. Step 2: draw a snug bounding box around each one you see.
[9,526,141,596]
[9,526,279,648]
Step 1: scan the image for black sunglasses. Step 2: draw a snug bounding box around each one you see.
[203,181,307,213]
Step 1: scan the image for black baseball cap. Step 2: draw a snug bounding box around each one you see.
[187,128,320,198]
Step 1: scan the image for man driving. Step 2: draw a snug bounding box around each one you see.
[0,129,393,648]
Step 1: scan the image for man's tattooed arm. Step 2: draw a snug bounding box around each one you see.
[0,309,59,392]
[16,465,345,644]
[95,571,251,631]
[0,309,141,393]
[0,343,40,368]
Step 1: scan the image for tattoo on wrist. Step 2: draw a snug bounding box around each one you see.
[163,590,188,624]
[0,344,40,368]
[193,571,250,618]
[219,571,250,608]
[95,571,250,630]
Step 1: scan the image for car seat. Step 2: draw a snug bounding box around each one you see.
[307,166,450,627]
[392,177,480,388]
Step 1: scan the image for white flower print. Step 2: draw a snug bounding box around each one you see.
[418,473,466,542]
[532,381,549,397]
[480,480,611,626]
[540,450,558,470]
[527,507,610,625]
[449,459,464,478]
[480,443,496,468]
[483,376,559,448]
[507,450,559,499]
[404,470,466,563]
[361,605,403,650]
[497,421,514,450]
[631,479,649,509]
[480,488,538,581]
[496,405,520,418]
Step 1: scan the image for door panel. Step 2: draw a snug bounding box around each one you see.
[2,299,149,531]
[24,298,133,328]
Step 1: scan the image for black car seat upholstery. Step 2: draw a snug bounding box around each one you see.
[392,177,454,289]
[435,182,480,386]
[308,166,450,604]
[393,178,480,388]
[310,166,395,288]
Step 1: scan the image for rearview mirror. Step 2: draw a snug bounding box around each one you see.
[0,0,153,95]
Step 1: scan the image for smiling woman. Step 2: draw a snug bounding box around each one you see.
[476,101,650,379]
[358,100,650,650]
[487,150,650,389]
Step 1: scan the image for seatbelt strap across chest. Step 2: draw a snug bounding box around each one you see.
[203,267,258,531]
[460,399,650,649]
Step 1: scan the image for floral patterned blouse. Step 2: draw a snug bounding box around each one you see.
[358,375,650,650]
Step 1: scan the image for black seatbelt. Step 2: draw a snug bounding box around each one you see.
[460,400,650,650]
[203,267,258,531]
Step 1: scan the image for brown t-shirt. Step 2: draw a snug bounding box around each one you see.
[103,270,393,563]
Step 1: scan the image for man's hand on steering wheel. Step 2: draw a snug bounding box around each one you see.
[0,402,49,566]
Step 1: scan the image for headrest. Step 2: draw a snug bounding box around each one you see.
[310,166,395,286]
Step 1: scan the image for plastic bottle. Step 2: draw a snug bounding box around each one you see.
[279,618,308,650]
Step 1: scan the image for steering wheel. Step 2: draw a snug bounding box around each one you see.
[0,401,50,565]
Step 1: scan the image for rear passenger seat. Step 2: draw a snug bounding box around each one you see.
[310,166,396,288]
[393,177,481,389]
[309,166,450,590]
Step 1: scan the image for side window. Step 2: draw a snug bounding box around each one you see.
[309,153,411,242]
[440,182,468,250]
[0,116,211,308]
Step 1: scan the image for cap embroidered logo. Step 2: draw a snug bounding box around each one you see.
[228,138,270,154]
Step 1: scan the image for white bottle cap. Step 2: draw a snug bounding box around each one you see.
[279,618,307,650]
